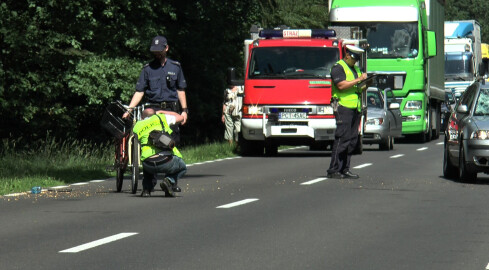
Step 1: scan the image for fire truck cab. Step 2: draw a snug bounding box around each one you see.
[230,27,368,155]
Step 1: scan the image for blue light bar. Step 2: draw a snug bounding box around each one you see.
[259,29,336,39]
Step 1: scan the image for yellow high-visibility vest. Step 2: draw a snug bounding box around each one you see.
[332,60,362,111]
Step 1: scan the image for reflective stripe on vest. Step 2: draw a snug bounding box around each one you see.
[332,60,362,111]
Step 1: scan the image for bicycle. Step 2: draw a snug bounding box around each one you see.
[101,101,144,194]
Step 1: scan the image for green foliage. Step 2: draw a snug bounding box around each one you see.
[445,0,489,42]
[66,56,142,105]
[0,0,332,144]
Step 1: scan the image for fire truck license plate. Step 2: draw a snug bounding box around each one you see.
[279,112,307,119]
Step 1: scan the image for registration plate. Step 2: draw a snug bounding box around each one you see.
[279,112,307,119]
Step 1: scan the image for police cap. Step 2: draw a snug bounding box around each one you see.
[150,36,168,52]
[345,44,364,60]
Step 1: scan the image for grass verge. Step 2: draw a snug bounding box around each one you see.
[0,138,238,196]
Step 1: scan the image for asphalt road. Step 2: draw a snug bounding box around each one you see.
[3,136,489,270]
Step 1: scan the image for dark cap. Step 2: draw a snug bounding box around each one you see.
[345,44,364,60]
[150,36,168,52]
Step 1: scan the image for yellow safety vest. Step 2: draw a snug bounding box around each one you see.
[332,60,362,111]
[133,113,182,161]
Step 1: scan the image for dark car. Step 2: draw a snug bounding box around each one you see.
[443,81,489,182]
[363,88,402,150]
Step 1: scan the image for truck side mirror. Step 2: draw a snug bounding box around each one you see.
[426,31,437,57]
[227,67,244,86]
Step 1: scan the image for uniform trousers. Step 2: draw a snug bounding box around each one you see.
[327,105,361,174]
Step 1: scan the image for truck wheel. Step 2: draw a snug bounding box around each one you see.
[432,104,441,140]
[238,133,264,156]
[265,142,278,156]
[424,108,432,142]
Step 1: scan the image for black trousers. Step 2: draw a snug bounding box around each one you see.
[327,106,361,174]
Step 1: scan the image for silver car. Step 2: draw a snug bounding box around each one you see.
[443,81,489,182]
[363,88,402,150]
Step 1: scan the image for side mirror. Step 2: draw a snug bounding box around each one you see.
[227,67,244,86]
[426,31,437,58]
[457,104,468,114]
[388,103,400,110]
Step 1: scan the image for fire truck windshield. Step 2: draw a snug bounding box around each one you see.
[248,47,340,79]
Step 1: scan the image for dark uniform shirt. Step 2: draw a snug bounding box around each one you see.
[136,58,187,102]
[330,62,359,85]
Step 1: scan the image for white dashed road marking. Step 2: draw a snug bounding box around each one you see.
[353,163,372,169]
[417,147,428,151]
[217,198,259,209]
[59,232,138,253]
[390,154,405,159]
[301,178,328,185]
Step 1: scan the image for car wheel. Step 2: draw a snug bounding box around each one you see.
[443,141,457,179]
[458,142,477,182]
[389,137,394,150]
[379,136,390,151]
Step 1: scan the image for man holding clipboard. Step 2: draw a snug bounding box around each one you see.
[327,45,371,179]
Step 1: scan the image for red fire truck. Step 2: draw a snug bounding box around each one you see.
[229,27,368,155]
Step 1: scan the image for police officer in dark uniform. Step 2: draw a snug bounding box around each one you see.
[124,36,188,126]
[327,45,368,179]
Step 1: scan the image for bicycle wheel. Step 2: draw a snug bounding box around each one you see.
[131,136,140,194]
[115,137,129,192]
[115,141,124,192]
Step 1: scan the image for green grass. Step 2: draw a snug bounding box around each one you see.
[0,137,239,196]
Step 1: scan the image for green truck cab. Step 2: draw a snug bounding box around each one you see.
[329,0,445,141]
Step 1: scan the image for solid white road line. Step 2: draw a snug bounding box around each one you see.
[486,262,489,270]
[301,178,328,185]
[89,180,105,183]
[417,147,428,151]
[353,163,372,169]
[59,233,138,253]
[216,198,259,209]
[71,182,89,186]
[390,154,405,159]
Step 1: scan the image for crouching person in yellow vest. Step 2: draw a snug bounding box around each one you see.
[327,45,368,180]
[133,109,186,197]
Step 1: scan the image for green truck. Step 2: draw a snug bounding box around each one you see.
[329,0,445,141]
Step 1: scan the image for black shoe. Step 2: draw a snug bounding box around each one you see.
[140,190,151,197]
[160,178,174,197]
[342,171,359,179]
[326,172,345,179]
[172,185,182,192]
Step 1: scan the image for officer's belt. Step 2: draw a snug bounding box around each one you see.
[147,101,178,111]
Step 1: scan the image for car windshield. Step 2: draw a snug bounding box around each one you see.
[367,91,383,109]
[474,89,489,116]
[248,47,340,79]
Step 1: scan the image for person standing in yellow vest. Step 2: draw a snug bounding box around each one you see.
[327,45,368,179]
[133,109,187,197]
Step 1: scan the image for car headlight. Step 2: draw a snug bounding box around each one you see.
[317,106,334,115]
[404,100,422,111]
[366,118,383,125]
[470,130,489,140]
[243,105,264,115]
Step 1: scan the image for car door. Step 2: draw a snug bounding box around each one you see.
[384,89,402,137]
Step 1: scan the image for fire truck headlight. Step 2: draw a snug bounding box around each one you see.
[244,105,264,115]
[317,106,334,115]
